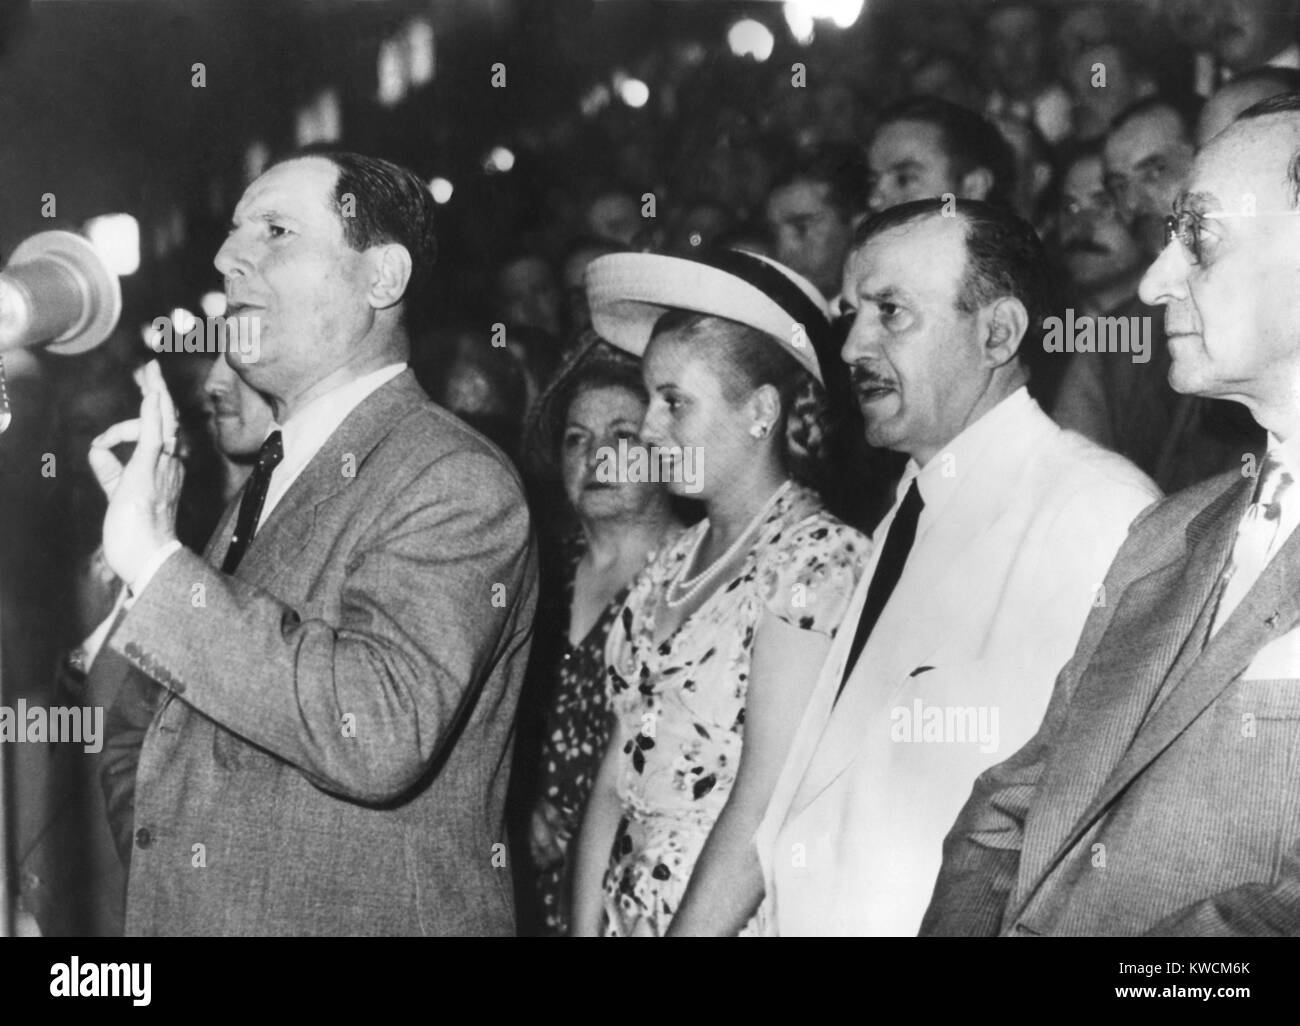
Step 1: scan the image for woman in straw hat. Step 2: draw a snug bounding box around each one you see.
[517,336,684,936]
[570,249,871,936]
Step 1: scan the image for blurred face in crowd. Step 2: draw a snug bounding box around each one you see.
[1198,76,1296,147]
[1059,153,1145,297]
[204,354,274,460]
[560,384,659,522]
[1139,115,1300,432]
[498,255,563,338]
[640,320,760,500]
[840,214,1011,465]
[215,157,389,408]
[986,5,1045,96]
[1055,5,1115,68]
[586,193,642,246]
[1214,0,1297,72]
[766,179,856,297]
[868,120,990,211]
[1104,105,1195,255]
[1069,42,1152,139]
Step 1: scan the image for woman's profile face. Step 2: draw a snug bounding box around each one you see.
[640,326,755,500]
[560,384,661,520]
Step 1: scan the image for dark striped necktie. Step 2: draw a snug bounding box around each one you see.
[221,430,283,574]
[837,478,924,699]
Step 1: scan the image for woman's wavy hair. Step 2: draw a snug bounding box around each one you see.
[650,308,833,492]
[522,333,648,482]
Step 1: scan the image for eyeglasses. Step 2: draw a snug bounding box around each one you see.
[1163,208,1300,265]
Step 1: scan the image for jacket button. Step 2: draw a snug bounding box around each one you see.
[135,828,152,849]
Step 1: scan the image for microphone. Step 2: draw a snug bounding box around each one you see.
[0,230,122,355]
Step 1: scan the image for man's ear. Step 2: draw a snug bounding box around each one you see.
[958,166,994,202]
[366,243,414,312]
[979,295,1028,368]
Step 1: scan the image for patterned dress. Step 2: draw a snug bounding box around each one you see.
[600,483,870,936]
[534,538,665,936]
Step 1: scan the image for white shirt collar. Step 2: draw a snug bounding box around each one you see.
[258,362,407,529]
[894,386,1034,520]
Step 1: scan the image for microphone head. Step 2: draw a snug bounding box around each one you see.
[0,230,122,355]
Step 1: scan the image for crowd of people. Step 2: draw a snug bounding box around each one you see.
[6,0,1300,936]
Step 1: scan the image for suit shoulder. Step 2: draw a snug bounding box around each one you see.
[1127,467,1243,534]
[1032,426,1161,510]
[382,398,525,491]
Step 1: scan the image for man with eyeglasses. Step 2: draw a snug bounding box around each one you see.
[922,93,1300,936]
[1052,144,1259,491]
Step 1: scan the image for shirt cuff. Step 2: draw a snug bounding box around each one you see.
[126,540,184,605]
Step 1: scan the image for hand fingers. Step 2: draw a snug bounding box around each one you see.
[90,418,143,451]
[133,390,165,461]
[146,361,180,450]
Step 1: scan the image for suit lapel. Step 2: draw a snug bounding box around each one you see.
[1013,477,1273,906]
[786,402,1055,815]
[207,370,429,590]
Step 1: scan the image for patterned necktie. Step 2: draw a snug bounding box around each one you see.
[1211,450,1295,635]
[837,478,924,698]
[221,430,283,574]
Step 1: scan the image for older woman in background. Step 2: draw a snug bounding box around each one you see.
[571,250,871,936]
[521,337,683,936]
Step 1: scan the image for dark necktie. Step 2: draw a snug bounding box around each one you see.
[221,430,284,574]
[837,478,924,698]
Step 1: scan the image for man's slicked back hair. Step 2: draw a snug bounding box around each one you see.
[851,197,1057,359]
[279,149,439,335]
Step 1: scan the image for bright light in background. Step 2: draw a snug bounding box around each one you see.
[727,19,775,61]
[784,3,815,44]
[406,18,435,87]
[84,213,140,276]
[580,82,612,118]
[428,177,454,204]
[788,0,866,31]
[141,322,163,350]
[618,77,649,108]
[378,38,407,107]
[484,146,515,173]
[170,308,197,335]
[200,291,227,318]
[244,140,270,185]
[295,89,341,147]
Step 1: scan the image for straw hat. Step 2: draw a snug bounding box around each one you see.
[584,248,831,384]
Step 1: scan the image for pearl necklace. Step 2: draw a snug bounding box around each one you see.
[665,479,795,609]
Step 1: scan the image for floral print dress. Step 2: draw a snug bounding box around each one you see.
[600,483,870,936]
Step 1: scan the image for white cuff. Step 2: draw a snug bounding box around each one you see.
[126,540,184,605]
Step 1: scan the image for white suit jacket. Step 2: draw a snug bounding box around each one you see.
[755,389,1160,935]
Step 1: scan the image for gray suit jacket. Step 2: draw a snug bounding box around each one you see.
[103,370,537,936]
[922,467,1300,936]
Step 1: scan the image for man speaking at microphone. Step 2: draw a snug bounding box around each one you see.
[89,152,536,936]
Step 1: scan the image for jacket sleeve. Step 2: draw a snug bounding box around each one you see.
[99,663,168,867]
[108,445,535,804]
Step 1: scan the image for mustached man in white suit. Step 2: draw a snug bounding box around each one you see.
[754,199,1160,935]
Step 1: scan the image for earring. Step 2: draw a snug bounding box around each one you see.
[750,422,770,439]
